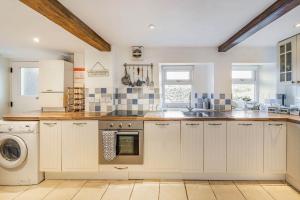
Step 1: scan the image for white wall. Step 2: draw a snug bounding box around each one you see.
[113,46,276,95]
[258,64,277,103]
[84,46,114,89]
[0,56,10,116]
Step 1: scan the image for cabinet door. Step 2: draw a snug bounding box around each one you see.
[204,121,226,173]
[40,121,62,172]
[227,121,263,173]
[62,121,98,171]
[144,121,180,171]
[181,121,203,172]
[264,122,286,173]
[287,123,300,184]
[39,60,64,92]
[278,37,297,83]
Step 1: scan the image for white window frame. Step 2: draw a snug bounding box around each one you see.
[161,65,194,108]
[232,68,259,101]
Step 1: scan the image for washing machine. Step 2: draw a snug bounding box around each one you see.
[0,121,44,185]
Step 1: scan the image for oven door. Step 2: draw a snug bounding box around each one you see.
[99,130,144,165]
[116,132,139,156]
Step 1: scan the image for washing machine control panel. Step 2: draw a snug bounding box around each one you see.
[0,124,37,133]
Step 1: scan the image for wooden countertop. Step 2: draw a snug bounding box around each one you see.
[2,110,300,123]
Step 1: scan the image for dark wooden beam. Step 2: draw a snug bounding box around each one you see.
[20,0,111,51]
[218,0,300,52]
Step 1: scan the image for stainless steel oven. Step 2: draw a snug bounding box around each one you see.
[99,121,143,164]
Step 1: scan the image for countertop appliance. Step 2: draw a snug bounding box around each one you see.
[99,120,143,164]
[0,121,44,185]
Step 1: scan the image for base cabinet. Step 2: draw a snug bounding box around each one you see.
[40,120,98,172]
[227,121,264,173]
[264,122,286,173]
[40,121,62,172]
[204,121,227,173]
[287,122,300,190]
[144,121,180,171]
[181,121,204,172]
[62,121,98,172]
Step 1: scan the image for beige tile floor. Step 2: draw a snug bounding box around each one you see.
[0,180,299,200]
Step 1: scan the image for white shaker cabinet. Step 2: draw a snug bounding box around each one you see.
[61,121,99,172]
[144,121,180,171]
[181,121,204,172]
[40,121,62,172]
[264,122,286,173]
[39,60,73,92]
[227,121,264,173]
[204,121,227,173]
[287,122,300,191]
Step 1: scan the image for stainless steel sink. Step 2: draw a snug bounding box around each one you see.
[183,111,209,117]
[182,111,226,118]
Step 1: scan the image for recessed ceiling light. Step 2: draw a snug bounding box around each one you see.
[33,37,40,43]
[296,23,300,28]
[148,24,156,30]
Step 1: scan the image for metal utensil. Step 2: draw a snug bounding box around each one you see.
[128,66,133,86]
[141,67,145,85]
[150,64,154,87]
[121,64,130,85]
[132,67,136,87]
[136,67,143,86]
[145,66,150,86]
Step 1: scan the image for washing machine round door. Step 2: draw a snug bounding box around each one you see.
[0,134,27,169]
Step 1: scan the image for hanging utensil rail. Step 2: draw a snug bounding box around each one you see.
[124,63,153,67]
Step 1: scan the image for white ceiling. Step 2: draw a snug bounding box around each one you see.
[0,0,300,58]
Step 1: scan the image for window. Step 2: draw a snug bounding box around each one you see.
[161,66,193,108]
[21,67,39,96]
[232,69,257,101]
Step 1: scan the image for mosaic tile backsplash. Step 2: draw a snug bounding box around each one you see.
[86,87,231,112]
[193,92,232,111]
[114,87,160,111]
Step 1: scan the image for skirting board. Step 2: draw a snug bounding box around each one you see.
[286,174,300,192]
[46,171,285,181]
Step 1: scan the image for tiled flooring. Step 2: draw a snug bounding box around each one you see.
[0,180,299,200]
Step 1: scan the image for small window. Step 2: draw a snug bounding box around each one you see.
[21,68,39,96]
[161,66,193,108]
[232,71,254,79]
[232,69,257,101]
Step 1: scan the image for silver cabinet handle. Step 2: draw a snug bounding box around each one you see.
[268,123,283,126]
[186,123,200,126]
[73,122,87,126]
[238,123,253,126]
[43,122,57,126]
[155,123,169,126]
[114,166,128,170]
[208,123,222,126]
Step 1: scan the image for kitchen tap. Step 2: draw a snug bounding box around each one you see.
[186,92,194,112]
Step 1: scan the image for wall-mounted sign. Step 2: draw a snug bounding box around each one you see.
[88,61,109,77]
[131,46,144,60]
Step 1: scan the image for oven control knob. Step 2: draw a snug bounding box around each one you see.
[128,123,132,128]
[119,123,123,128]
[109,123,114,128]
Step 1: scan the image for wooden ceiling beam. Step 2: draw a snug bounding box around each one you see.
[20,0,111,51]
[218,0,300,52]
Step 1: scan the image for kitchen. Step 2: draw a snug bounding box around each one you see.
[0,0,300,200]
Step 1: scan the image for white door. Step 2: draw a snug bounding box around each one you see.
[61,121,98,172]
[144,121,180,171]
[40,121,62,172]
[11,62,40,112]
[181,121,204,172]
[227,121,264,173]
[264,122,286,173]
[204,121,227,173]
